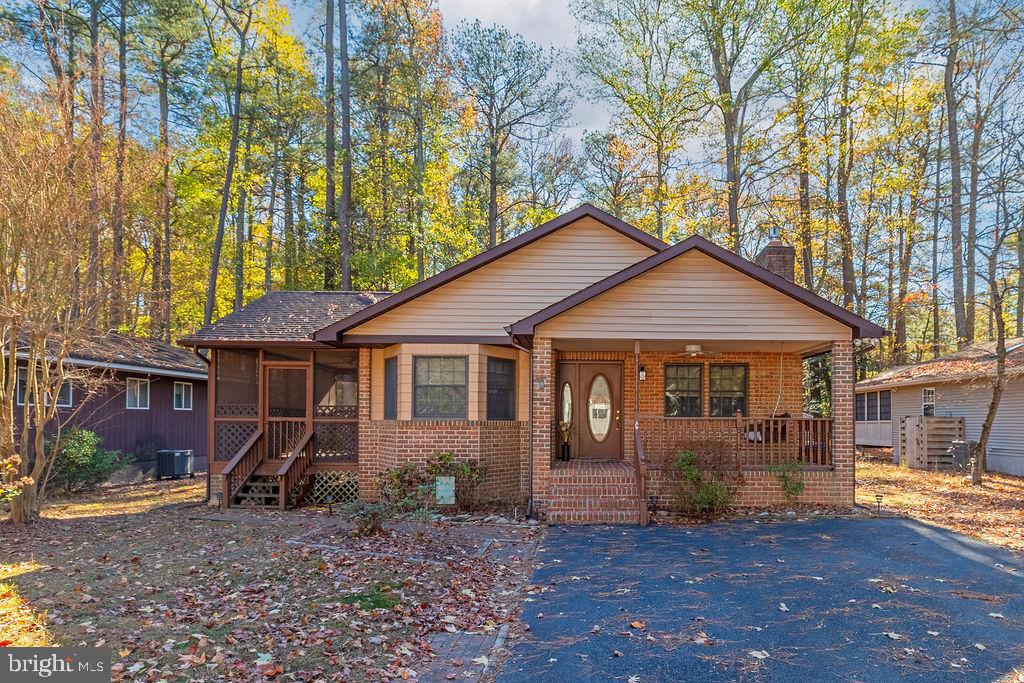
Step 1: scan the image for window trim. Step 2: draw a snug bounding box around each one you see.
[709,363,749,417]
[922,387,936,417]
[486,356,516,421]
[663,363,703,418]
[383,355,398,420]
[173,381,193,411]
[16,367,73,408]
[126,377,150,410]
[412,355,469,420]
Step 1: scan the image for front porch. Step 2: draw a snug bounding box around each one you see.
[531,339,855,523]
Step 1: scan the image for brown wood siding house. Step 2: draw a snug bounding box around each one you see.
[13,335,209,478]
[181,205,884,523]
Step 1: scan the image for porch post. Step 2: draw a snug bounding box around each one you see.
[530,336,554,512]
[830,339,855,503]
[356,347,376,501]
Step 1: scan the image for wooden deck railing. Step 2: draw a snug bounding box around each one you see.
[632,421,649,526]
[636,415,833,468]
[276,429,314,510]
[221,429,263,510]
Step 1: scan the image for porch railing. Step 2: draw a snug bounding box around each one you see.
[221,429,264,510]
[276,429,314,510]
[636,415,833,469]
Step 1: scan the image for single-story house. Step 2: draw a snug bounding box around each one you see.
[180,204,883,523]
[14,334,209,479]
[856,337,1024,476]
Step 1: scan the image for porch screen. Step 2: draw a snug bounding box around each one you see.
[413,356,468,419]
[709,364,747,417]
[664,364,701,417]
[314,350,357,418]
[215,349,258,417]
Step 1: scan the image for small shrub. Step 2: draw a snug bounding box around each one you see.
[768,462,806,501]
[48,429,125,492]
[663,443,740,519]
[377,463,429,510]
[424,451,484,510]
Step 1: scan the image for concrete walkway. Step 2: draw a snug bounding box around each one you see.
[498,518,1024,682]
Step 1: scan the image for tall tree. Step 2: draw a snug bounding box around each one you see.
[339,0,352,288]
[453,21,569,247]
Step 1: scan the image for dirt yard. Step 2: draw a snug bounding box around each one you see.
[0,480,541,681]
[856,456,1024,552]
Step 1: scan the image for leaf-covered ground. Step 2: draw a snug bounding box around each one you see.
[856,455,1024,552]
[0,480,540,681]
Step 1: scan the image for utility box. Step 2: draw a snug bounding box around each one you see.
[156,449,195,479]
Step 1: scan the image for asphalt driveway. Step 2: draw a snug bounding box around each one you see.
[498,518,1024,682]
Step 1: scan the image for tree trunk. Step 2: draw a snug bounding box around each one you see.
[283,163,295,289]
[158,61,173,342]
[965,118,982,344]
[86,0,103,320]
[403,5,426,282]
[111,0,128,328]
[234,116,254,311]
[945,0,967,347]
[932,110,944,358]
[339,0,352,289]
[723,106,741,253]
[323,0,337,289]
[796,87,813,291]
[837,56,856,310]
[1017,218,1023,337]
[488,137,499,248]
[264,146,279,292]
[204,20,249,326]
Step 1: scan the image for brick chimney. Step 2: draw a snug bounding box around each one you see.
[754,229,795,282]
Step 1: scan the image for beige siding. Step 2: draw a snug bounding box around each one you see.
[348,217,656,337]
[889,378,1024,476]
[538,250,852,341]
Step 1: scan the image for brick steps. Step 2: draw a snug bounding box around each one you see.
[545,460,642,524]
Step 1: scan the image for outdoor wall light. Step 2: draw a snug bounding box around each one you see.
[639,366,647,381]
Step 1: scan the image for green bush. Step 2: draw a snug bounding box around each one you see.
[768,462,806,501]
[665,447,737,519]
[377,452,485,511]
[377,462,430,510]
[49,429,125,492]
[425,451,483,509]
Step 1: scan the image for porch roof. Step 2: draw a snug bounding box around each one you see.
[179,291,392,347]
[506,235,886,342]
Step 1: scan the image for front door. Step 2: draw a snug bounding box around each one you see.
[263,365,310,460]
[556,362,623,460]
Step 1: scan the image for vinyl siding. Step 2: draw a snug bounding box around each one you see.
[537,250,852,341]
[888,377,1024,476]
[347,217,657,337]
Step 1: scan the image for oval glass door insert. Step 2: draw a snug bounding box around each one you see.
[560,382,573,425]
[587,374,612,442]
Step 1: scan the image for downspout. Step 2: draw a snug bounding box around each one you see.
[510,335,534,518]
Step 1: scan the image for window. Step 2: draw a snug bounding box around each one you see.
[879,390,891,421]
[866,391,878,422]
[487,357,516,420]
[313,350,357,417]
[173,382,193,411]
[922,387,935,416]
[413,356,467,419]
[126,377,150,410]
[664,364,702,417]
[16,368,72,408]
[855,393,866,421]
[383,356,398,420]
[709,365,747,417]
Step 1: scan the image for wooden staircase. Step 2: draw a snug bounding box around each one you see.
[221,428,314,511]
[546,460,644,524]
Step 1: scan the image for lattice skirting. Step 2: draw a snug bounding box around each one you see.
[306,471,359,505]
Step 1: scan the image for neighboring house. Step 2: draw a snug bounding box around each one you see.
[14,334,209,479]
[181,205,883,523]
[856,338,1024,476]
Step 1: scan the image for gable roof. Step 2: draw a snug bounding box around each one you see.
[506,234,886,340]
[857,338,1024,390]
[179,291,392,347]
[312,204,666,342]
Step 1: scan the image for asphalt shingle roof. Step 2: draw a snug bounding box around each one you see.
[69,334,208,374]
[179,291,392,344]
[857,337,1024,389]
